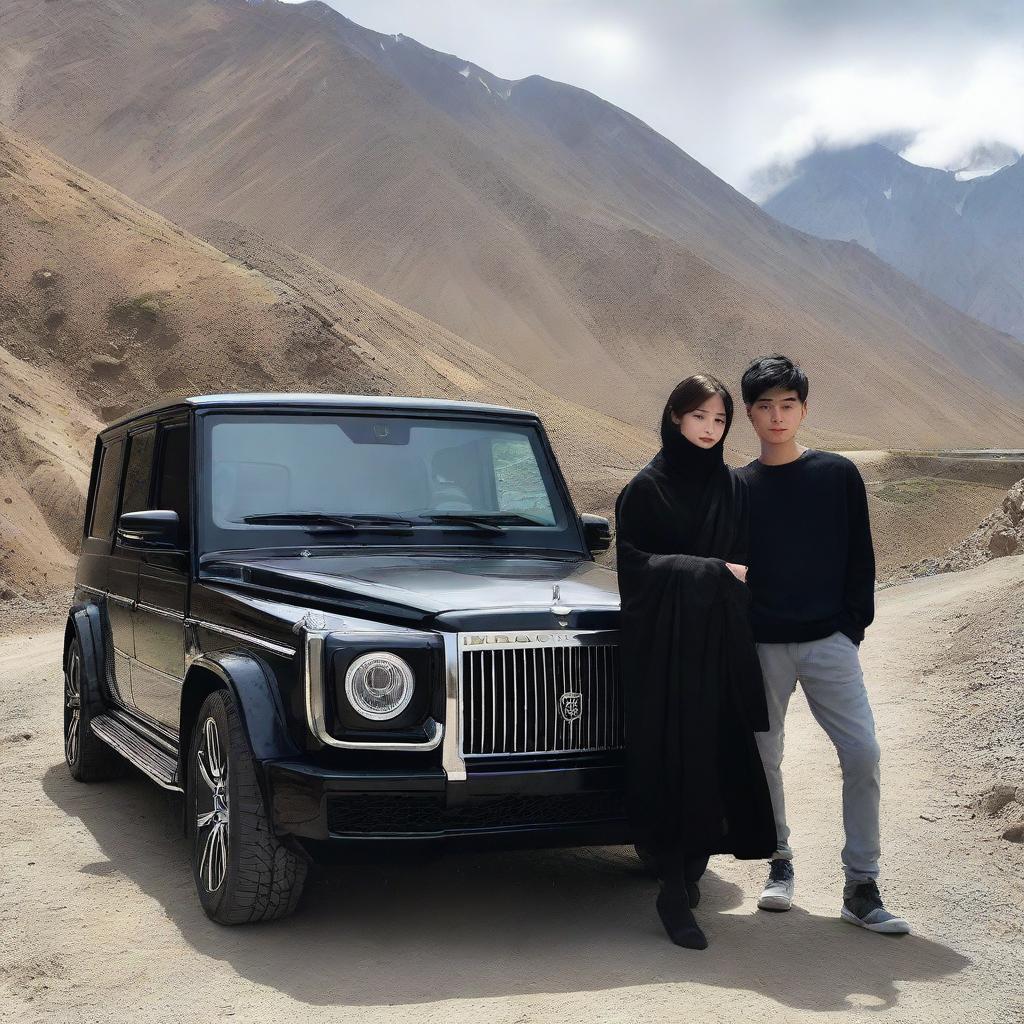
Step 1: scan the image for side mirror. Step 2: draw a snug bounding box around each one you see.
[580,513,611,554]
[117,510,180,548]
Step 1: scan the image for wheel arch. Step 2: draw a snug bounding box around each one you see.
[178,652,301,814]
[66,602,105,693]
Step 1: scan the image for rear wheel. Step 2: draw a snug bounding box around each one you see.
[64,636,122,782]
[187,689,308,924]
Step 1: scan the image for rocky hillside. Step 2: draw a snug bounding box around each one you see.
[886,473,1024,583]
[933,478,1024,572]
[0,125,652,621]
[846,451,1024,576]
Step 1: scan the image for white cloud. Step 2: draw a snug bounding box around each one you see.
[900,46,1024,170]
[751,42,1024,193]
[568,24,639,73]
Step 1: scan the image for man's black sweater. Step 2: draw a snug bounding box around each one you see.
[736,449,875,645]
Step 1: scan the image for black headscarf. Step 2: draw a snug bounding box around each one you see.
[614,396,776,863]
[654,398,733,554]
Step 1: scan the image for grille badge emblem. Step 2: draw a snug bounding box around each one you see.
[559,691,582,722]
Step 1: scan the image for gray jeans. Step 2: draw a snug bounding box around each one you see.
[754,630,881,882]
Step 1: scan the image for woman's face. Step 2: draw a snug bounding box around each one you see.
[671,394,727,449]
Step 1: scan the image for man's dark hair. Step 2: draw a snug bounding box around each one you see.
[741,354,809,405]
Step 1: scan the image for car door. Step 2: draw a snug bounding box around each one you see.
[109,425,157,710]
[131,419,191,731]
[79,435,133,706]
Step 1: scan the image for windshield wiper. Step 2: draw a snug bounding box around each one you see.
[415,512,547,534]
[237,512,415,533]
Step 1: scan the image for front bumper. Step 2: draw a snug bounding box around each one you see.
[267,760,630,846]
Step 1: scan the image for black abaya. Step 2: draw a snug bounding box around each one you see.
[614,404,777,869]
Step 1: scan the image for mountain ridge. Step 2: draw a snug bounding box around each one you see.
[2,0,1024,452]
[764,142,1024,342]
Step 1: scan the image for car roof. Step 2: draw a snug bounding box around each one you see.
[101,393,541,434]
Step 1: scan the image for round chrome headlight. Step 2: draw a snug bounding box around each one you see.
[344,652,415,721]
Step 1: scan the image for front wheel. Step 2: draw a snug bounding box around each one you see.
[187,689,308,924]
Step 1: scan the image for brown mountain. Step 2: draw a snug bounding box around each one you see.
[3,0,1024,451]
[0,124,651,612]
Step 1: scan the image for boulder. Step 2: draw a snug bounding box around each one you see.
[987,529,1019,558]
[1002,822,1024,843]
[981,785,1018,816]
[1002,485,1024,526]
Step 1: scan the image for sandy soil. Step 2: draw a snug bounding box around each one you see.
[1,557,1021,1024]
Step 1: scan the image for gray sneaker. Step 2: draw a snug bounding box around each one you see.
[841,880,911,934]
[757,858,795,911]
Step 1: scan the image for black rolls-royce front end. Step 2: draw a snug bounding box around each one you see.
[194,553,628,849]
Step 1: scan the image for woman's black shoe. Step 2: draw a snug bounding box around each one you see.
[656,886,708,949]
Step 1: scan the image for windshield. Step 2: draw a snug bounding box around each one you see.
[198,412,584,555]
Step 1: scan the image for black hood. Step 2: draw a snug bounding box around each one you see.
[201,552,620,629]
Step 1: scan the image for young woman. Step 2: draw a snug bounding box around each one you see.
[614,374,777,949]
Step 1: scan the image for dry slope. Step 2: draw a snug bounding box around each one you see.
[0,125,654,617]
[845,452,1024,578]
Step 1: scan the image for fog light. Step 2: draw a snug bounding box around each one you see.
[345,652,415,720]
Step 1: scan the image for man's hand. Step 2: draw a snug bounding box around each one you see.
[726,562,748,583]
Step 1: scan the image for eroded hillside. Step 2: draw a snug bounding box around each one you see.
[0,125,652,616]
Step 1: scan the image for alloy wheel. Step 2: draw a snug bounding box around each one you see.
[64,649,81,767]
[195,716,230,892]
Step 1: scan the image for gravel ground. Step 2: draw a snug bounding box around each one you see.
[1,557,1022,1024]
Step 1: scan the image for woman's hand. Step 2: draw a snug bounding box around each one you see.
[725,562,748,583]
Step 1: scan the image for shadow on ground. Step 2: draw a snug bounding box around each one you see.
[43,761,969,1011]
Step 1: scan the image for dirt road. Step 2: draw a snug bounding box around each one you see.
[2,557,1022,1023]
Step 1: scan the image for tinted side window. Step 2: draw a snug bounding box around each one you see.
[121,428,157,516]
[155,424,190,543]
[89,438,124,540]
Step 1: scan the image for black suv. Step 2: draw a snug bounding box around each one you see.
[64,394,628,923]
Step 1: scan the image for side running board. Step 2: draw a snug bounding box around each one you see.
[91,714,182,792]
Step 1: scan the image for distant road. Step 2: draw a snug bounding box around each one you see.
[892,449,1024,462]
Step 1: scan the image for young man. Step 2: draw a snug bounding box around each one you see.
[736,354,910,935]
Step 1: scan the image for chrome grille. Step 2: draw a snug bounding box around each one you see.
[459,631,623,756]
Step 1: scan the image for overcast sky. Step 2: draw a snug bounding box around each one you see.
[283,0,1024,198]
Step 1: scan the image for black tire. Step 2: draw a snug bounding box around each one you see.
[64,636,123,782]
[187,689,308,924]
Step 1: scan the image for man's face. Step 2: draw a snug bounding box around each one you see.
[746,386,807,446]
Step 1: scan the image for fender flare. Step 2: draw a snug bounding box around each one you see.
[179,652,301,787]
[67,601,106,698]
